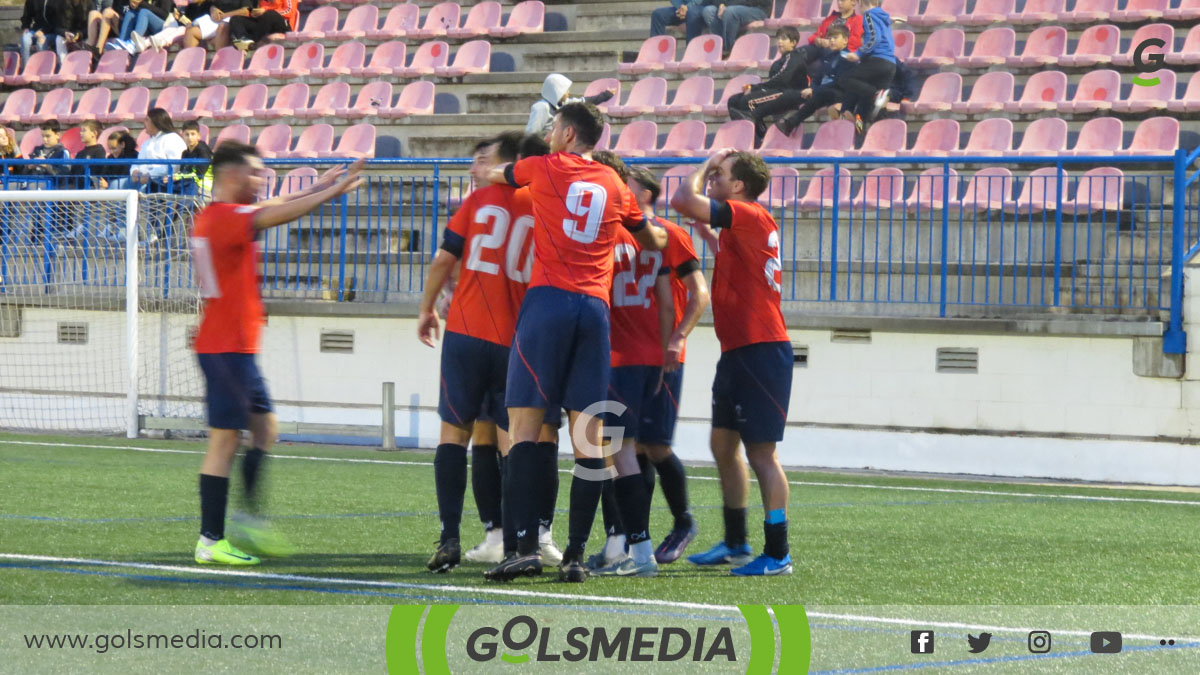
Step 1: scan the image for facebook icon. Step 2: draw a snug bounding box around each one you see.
[911,630,935,654]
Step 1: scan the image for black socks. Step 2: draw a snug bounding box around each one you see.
[536,441,559,530]
[653,453,693,531]
[434,443,468,544]
[240,447,266,513]
[471,444,502,531]
[507,441,540,555]
[199,474,229,541]
[565,457,606,559]
[723,506,748,549]
[614,474,652,545]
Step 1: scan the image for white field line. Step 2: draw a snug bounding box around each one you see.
[8,440,1200,508]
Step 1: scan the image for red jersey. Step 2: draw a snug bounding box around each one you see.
[811,12,864,52]
[710,200,789,352]
[441,184,534,346]
[609,228,666,367]
[661,219,701,364]
[190,202,263,354]
[509,152,647,303]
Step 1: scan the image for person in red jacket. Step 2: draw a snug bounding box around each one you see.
[797,0,862,85]
[226,0,295,50]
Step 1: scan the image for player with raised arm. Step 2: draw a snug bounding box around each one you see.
[669,148,794,576]
[190,142,362,566]
[484,103,668,583]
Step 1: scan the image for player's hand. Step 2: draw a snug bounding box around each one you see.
[845,52,860,62]
[705,147,736,174]
[717,4,726,19]
[664,333,685,373]
[676,5,687,19]
[801,88,812,99]
[251,8,265,16]
[332,159,366,196]
[687,219,719,251]
[417,309,440,347]
[743,83,752,92]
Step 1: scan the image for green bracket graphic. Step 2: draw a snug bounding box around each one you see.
[386,604,460,675]
[772,605,812,674]
[1133,75,1162,87]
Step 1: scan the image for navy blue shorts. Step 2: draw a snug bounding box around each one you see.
[607,365,663,442]
[439,330,510,431]
[640,366,684,446]
[197,353,273,431]
[506,286,611,414]
[711,342,793,444]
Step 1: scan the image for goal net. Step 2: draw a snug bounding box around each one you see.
[0,190,206,437]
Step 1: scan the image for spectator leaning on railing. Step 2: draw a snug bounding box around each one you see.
[702,0,771,57]
[20,0,59,61]
[650,0,714,43]
[130,108,187,192]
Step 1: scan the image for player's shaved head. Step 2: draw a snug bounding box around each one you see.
[591,150,628,182]
[552,102,604,151]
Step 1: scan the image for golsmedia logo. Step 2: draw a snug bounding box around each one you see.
[386,604,810,673]
[1131,38,1167,87]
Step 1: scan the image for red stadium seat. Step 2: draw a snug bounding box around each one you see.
[193,46,242,81]
[851,167,906,209]
[666,35,722,73]
[713,33,770,71]
[959,168,1014,211]
[269,42,323,79]
[351,41,406,78]
[367,4,420,39]
[908,28,965,68]
[612,120,659,157]
[1068,117,1123,156]
[25,88,73,125]
[1008,26,1066,67]
[335,80,392,119]
[892,30,916,60]
[19,128,41,158]
[113,49,166,84]
[259,82,309,120]
[151,85,189,119]
[765,0,822,28]
[449,1,501,38]
[1058,24,1119,67]
[411,2,462,39]
[178,84,226,122]
[42,50,91,86]
[1111,70,1174,113]
[1166,0,1200,20]
[379,80,436,118]
[647,120,707,157]
[77,49,128,85]
[294,82,351,119]
[401,41,450,77]
[328,6,379,40]
[904,72,961,113]
[62,87,112,124]
[655,77,714,116]
[607,77,668,117]
[1,51,19,79]
[848,118,907,157]
[1165,26,1200,66]
[255,124,293,158]
[99,86,149,123]
[595,123,611,151]
[707,120,756,154]
[757,124,804,157]
[1062,167,1124,213]
[160,47,206,83]
[1057,69,1119,114]
[904,168,960,212]
[1115,116,1178,156]
[703,74,761,115]
[312,42,366,79]
[949,118,1013,157]
[434,40,491,77]
[951,71,1012,114]
[959,0,1014,25]
[882,0,919,22]
[215,123,251,148]
[215,83,269,121]
[897,118,960,157]
[491,1,545,38]
[233,44,285,80]
[956,27,1015,67]
[619,36,676,75]
[910,0,965,27]
[1003,70,1068,113]
[278,167,318,197]
[1014,117,1068,156]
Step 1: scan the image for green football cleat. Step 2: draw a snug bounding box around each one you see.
[227,513,295,558]
[195,537,261,566]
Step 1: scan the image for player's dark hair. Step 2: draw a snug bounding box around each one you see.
[825,25,850,41]
[492,131,524,163]
[518,133,549,159]
[591,150,628,183]
[40,120,60,134]
[181,120,201,133]
[210,141,260,176]
[556,102,604,149]
[776,26,801,43]
[472,137,494,155]
[728,151,770,200]
[628,166,661,205]
[146,108,177,135]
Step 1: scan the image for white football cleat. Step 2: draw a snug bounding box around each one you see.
[463,528,504,564]
[538,525,563,565]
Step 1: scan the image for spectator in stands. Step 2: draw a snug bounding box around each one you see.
[525,74,616,136]
[183,0,254,50]
[772,25,853,135]
[174,121,213,196]
[20,0,58,62]
[55,0,91,60]
[833,0,895,133]
[0,129,23,178]
[26,121,71,180]
[702,0,771,56]
[116,0,175,52]
[727,27,808,144]
[797,0,862,84]
[99,130,138,190]
[227,0,297,52]
[73,120,107,187]
[650,1,714,43]
[137,7,193,52]
[86,0,128,57]
[130,108,187,192]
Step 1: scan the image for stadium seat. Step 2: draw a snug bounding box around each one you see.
[1068,117,1123,155]
[1112,25,1172,66]
[286,6,337,40]
[449,1,501,37]
[951,71,1012,114]
[328,6,379,40]
[1005,167,1067,215]
[1111,0,1166,22]
[378,80,436,118]
[401,41,450,76]
[295,82,351,119]
[757,124,804,157]
[367,4,420,39]
[62,87,112,124]
[607,77,668,117]
[765,0,822,27]
[193,46,242,81]
[904,167,960,212]
[59,126,82,157]
[759,167,801,209]
[1167,72,1200,113]
[257,167,275,200]
[1062,167,1124,213]
[43,50,91,86]
[706,120,756,154]
[910,0,965,26]
[1061,0,1116,22]
[215,83,268,121]
[1165,26,1200,66]
[1115,116,1178,156]
[949,118,1013,157]
[897,118,959,156]
[908,28,965,68]
[159,47,205,83]
[178,84,226,122]
[1009,0,1064,23]
[848,118,907,157]
[435,40,491,76]
[1058,24,1119,66]
[744,0,777,29]
[492,0,545,38]
[959,168,1014,211]
[619,36,676,75]
[612,120,659,157]
[335,81,392,118]
[1057,69,1120,113]
[797,119,855,157]
[1003,70,1068,113]
[595,123,611,150]
[96,125,128,149]
[19,128,41,158]
[1,51,18,80]
[99,87,149,123]
[0,89,36,125]
[892,30,916,60]
[797,167,853,211]
[1112,70,1174,113]
[851,167,906,209]
[666,35,722,73]
[1166,0,1200,20]
[278,167,318,197]
[322,123,376,159]
[311,42,366,79]
[284,124,335,158]
[258,82,309,119]
[1007,26,1066,67]
[703,74,761,115]
[956,27,1015,67]
[882,0,919,22]
[77,50,128,85]
[113,49,166,84]
[713,33,770,71]
[647,119,706,157]
[25,88,73,125]
[1014,117,1068,156]
[8,50,55,87]
[233,44,285,80]
[269,43,324,79]
[215,123,251,148]
[152,86,189,119]
[351,41,406,78]
[411,2,462,39]
[655,77,714,115]
[255,124,293,158]
[903,72,962,113]
[959,0,1014,25]
[584,78,621,114]
[657,165,693,208]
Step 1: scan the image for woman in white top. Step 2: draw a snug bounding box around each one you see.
[131,107,187,192]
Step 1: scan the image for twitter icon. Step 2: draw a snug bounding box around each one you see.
[967,633,992,654]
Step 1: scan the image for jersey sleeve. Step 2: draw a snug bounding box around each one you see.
[509,156,542,188]
[667,225,701,277]
[710,200,734,229]
[441,192,474,258]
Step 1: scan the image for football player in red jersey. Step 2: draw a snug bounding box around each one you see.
[190,142,361,566]
[670,148,794,576]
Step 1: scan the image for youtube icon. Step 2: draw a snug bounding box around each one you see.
[1090,632,1123,654]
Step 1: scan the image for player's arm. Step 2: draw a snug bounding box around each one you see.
[487,156,532,187]
[256,162,356,208]
[252,161,363,231]
[654,270,675,361]
[665,267,709,372]
[417,250,458,347]
[670,149,735,249]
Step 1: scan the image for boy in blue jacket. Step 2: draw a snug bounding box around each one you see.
[772,25,852,136]
[834,0,896,133]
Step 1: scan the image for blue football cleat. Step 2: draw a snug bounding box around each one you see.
[687,541,754,566]
[731,553,793,576]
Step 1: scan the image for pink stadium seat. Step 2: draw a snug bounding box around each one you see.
[152,86,189,119]
[1005,167,1067,215]
[1008,0,1064,23]
[1068,117,1123,155]
[19,129,41,158]
[257,167,275,200]
[1167,72,1200,113]
[96,125,128,149]
[655,77,714,115]
[135,129,150,146]
[713,33,770,71]
[956,27,1015,67]
[449,1,501,38]
[656,165,693,208]
[703,74,761,115]
[311,42,366,79]
[269,42,323,79]
[583,78,621,114]
[851,168,907,209]
[328,6,378,40]
[1057,69,1119,113]
[619,36,676,75]
[797,167,853,211]
[401,41,450,76]
[882,0,919,22]
[1115,116,1177,156]
[178,84,226,122]
[99,86,149,123]
[160,47,205,83]
[1014,117,1068,156]
[0,89,36,125]
[647,120,706,157]
[904,168,960,212]
[435,40,491,77]
[286,6,337,40]
[897,118,959,156]
[25,88,73,125]
[77,50,128,85]
[759,167,801,209]
[335,81,392,118]
[1061,0,1116,22]
[706,120,755,154]
[910,0,965,26]
[1166,0,1200,20]
[1166,26,1200,66]
[283,124,334,158]
[193,46,242,81]
[411,2,462,39]
[1062,167,1124,213]
[949,118,1013,157]
[278,167,318,197]
[908,29,965,68]
[215,123,251,148]
[798,119,854,157]
[62,87,112,124]
[959,0,1014,25]
[757,124,804,157]
[255,124,292,158]
[1003,70,1068,113]
[1007,26,1066,67]
[113,48,166,84]
[1058,24,1119,66]
[903,72,962,113]
[892,30,916,60]
[765,0,822,27]
[8,50,55,87]
[607,77,668,117]
[367,4,420,39]
[959,168,1014,211]
[379,80,436,118]
[950,71,1012,114]
[351,41,406,78]
[258,82,309,119]
[322,123,376,159]
[1111,0,1167,22]
[666,35,722,73]
[848,118,907,157]
[612,120,659,157]
[294,82,351,119]
[1112,24,1173,66]
[43,50,91,86]
[492,1,545,38]
[214,83,268,121]
[233,44,285,80]
[595,123,611,151]
[1112,70,1174,113]
[2,51,19,80]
